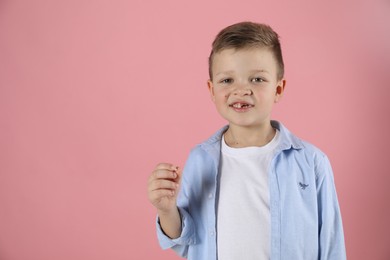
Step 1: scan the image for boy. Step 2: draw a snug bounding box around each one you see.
[147,21,346,259]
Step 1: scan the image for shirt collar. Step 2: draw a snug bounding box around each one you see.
[201,120,303,154]
[270,120,303,151]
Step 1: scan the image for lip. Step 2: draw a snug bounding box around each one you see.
[229,101,254,112]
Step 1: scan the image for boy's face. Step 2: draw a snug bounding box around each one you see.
[208,48,286,129]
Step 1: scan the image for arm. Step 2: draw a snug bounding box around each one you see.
[148,163,196,258]
[157,208,182,239]
[316,155,347,259]
[148,163,182,238]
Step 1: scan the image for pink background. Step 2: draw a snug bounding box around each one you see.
[1,0,389,259]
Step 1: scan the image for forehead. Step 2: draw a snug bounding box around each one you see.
[212,47,278,75]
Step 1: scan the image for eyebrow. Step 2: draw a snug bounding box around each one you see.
[215,70,234,77]
[215,69,270,77]
[250,69,270,74]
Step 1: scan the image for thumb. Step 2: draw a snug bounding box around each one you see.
[173,166,183,185]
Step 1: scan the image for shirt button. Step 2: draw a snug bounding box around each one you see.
[208,193,213,199]
[210,230,215,236]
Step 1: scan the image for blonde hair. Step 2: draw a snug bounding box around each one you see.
[208,21,284,80]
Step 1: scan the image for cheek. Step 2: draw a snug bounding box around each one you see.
[214,89,229,99]
[214,96,226,106]
[256,88,275,98]
[213,93,229,108]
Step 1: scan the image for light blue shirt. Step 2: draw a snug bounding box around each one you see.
[156,121,346,259]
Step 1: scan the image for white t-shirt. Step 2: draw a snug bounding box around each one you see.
[217,130,280,260]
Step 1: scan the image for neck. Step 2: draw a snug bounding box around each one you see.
[224,123,275,148]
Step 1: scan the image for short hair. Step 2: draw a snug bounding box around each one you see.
[208,21,284,81]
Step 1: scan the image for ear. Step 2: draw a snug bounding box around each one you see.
[274,79,286,103]
[207,80,216,102]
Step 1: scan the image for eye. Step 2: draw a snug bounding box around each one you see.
[251,77,265,83]
[219,78,233,84]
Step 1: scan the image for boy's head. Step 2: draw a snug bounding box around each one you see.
[208,21,284,81]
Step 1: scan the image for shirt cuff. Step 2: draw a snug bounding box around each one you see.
[156,207,196,249]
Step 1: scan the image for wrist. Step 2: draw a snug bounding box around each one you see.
[158,207,179,218]
[158,207,182,239]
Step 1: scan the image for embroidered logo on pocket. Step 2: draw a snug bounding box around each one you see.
[299,182,309,190]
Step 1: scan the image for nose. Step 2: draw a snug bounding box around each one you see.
[233,87,253,96]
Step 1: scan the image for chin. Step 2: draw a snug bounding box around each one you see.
[228,118,269,128]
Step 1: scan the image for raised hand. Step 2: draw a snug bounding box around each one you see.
[148,163,181,214]
[148,163,182,238]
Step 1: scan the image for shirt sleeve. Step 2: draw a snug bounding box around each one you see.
[155,149,199,258]
[316,154,347,259]
[156,206,196,257]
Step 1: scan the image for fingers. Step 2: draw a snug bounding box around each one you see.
[155,163,179,171]
[148,188,176,202]
[148,163,182,207]
[149,163,181,183]
[149,179,179,192]
[153,163,180,179]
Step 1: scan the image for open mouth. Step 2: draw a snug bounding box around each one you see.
[230,102,254,109]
